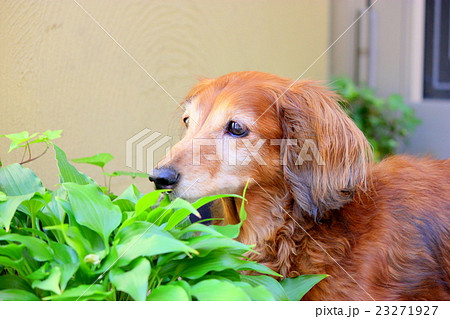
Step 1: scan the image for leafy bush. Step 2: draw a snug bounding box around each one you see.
[0,132,326,301]
[332,77,421,161]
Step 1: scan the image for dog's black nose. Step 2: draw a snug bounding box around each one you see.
[149,167,180,189]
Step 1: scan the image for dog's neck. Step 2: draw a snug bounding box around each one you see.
[217,184,355,277]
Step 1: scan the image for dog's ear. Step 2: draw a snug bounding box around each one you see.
[276,81,372,220]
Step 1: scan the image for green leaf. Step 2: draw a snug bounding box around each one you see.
[176,251,279,279]
[191,194,243,209]
[0,230,53,261]
[63,183,121,246]
[19,193,49,217]
[164,198,201,230]
[0,193,34,231]
[110,222,197,267]
[43,284,112,301]
[0,274,33,292]
[232,281,275,301]
[49,241,79,290]
[280,274,328,301]
[147,284,190,301]
[188,236,251,256]
[104,171,148,178]
[191,279,250,301]
[109,258,151,301]
[0,163,45,196]
[32,266,62,295]
[113,184,142,212]
[29,130,63,145]
[175,223,227,238]
[0,243,25,260]
[0,191,6,201]
[241,275,289,301]
[72,153,114,168]
[1,131,38,153]
[0,289,40,301]
[54,144,93,185]
[135,190,168,215]
[27,263,50,281]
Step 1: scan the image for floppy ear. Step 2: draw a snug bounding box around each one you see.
[276,81,372,220]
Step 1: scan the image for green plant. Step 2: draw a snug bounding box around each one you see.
[331,76,421,161]
[0,132,326,301]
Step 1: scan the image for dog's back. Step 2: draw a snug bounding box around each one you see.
[310,156,450,300]
[367,156,450,299]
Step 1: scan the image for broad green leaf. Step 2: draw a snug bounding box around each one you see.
[63,183,121,245]
[210,224,241,238]
[113,184,142,212]
[135,190,168,215]
[280,274,328,301]
[0,289,40,301]
[21,228,50,242]
[164,198,201,230]
[236,262,281,277]
[111,222,197,267]
[27,263,50,281]
[187,235,251,257]
[72,153,114,168]
[109,258,150,301]
[176,251,278,279]
[0,231,53,261]
[19,193,50,218]
[0,193,34,231]
[43,284,112,301]
[49,241,79,290]
[175,223,227,238]
[191,194,243,209]
[0,163,45,196]
[54,145,93,185]
[147,284,190,301]
[241,275,289,301]
[0,274,33,292]
[0,256,27,275]
[32,266,62,295]
[0,191,6,201]
[232,281,275,301]
[38,192,66,228]
[191,279,250,301]
[0,243,25,260]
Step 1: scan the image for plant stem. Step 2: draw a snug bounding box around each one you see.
[108,176,113,194]
[20,143,49,165]
[101,167,107,191]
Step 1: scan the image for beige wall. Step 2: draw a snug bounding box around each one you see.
[0,0,330,194]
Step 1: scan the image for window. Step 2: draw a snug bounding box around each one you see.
[423,0,450,99]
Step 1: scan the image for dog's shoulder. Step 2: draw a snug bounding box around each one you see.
[372,155,450,189]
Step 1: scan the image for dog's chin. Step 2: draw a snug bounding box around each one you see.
[168,188,203,203]
[169,185,242,203]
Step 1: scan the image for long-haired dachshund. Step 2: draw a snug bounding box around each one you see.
[149,71,450,300]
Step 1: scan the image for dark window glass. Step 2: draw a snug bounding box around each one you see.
[424,0,450,99]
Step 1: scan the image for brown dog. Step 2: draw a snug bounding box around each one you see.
[149,71,450,300]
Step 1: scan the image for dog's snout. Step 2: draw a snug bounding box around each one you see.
[149,167,180,190]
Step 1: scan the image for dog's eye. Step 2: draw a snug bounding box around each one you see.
[227,121,249,137]
[183,117,189,127]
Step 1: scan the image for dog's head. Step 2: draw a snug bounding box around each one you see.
[150,71,372,219]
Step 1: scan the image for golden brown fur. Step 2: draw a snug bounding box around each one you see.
[156,71,450,300]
